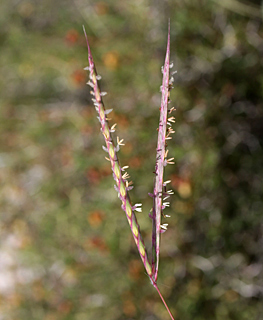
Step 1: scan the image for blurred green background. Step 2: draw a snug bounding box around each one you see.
[0,0,263,319]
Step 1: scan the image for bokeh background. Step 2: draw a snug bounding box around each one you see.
[1,0,263,319]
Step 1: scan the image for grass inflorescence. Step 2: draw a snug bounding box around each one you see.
[83,23,175,320]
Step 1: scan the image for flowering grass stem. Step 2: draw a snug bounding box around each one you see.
[83,24,175,320]
[151,21,173,282]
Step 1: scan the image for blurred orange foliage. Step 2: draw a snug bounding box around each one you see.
[87,210,105,227]
[94,2,109,15]
[71,69,86,86]
[103,51,120,70]
[65,29,79,45]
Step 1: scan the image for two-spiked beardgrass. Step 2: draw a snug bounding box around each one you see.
[83,22,175,320]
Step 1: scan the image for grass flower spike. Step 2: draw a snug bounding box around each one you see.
[83,24,175,320]
[151,21,175,282]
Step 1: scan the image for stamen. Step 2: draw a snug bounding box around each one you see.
[133,203,142,212]
[117,137,125,146]
[167,158,175,164]
[168,107,176,114]
[126,180,133,187]
[163,202,170,207]
[160,223,168,230]
[122,172,130,180]
[134,203,142,207]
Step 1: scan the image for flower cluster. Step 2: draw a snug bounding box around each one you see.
[83,22,175,320]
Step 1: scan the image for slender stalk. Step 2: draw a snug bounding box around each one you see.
[153,283,175,320]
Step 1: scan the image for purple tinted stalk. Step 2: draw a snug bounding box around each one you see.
[83,25,175,320]
[152,22,175,282]
[83,26,152,278]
